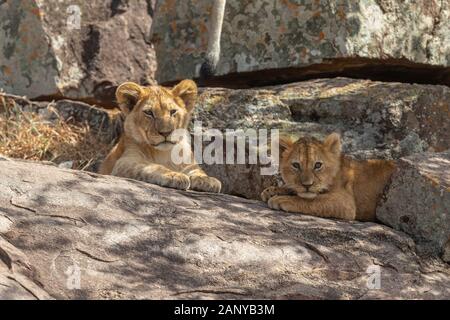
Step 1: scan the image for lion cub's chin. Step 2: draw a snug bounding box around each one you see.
[153,142,175,151]
[297,192,318,199]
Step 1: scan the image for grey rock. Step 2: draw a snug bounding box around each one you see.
[377,151,450,262]
[0,0,156,106]
[58,161,74,170]
[152,0,450,83]
[444,242,450,262]
[0,157,449,299]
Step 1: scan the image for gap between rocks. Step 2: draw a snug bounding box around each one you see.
[29,58,449,109]
[190,57,450,89]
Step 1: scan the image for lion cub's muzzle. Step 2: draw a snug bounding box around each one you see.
[152,129,180,150]
[158,130,173,138]
[157,130,176,143]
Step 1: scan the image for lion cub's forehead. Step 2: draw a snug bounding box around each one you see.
[140,86,179,110]
[291,138,325,161]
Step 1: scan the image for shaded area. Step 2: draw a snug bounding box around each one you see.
[192,58,450,89]
[0,158,449,299]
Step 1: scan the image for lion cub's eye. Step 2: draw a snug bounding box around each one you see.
[314,162,323,170]
[291,162,301,171]
[143,110,154,118]
[170,109,177,116]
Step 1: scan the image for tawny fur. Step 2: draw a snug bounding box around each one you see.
[98,137,125,175]
[261,133,395,221]
[99,80,221,193]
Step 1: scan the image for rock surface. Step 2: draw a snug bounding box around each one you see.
[152,0,450,84]
[377,151,450,262]
[194,77,450,199]
[0,157,449,299]
[0,0,156,106]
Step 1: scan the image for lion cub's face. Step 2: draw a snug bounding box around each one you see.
[116,80,197,150]
[279,133,342,199]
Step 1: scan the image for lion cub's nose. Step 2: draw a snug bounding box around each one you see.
[159,130,172,138]
[301,181,314,188]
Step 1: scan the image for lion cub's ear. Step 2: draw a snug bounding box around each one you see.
[324,133,342,155]
[172,79,198,112]
[116,82,143,114]
[278,135,294,154]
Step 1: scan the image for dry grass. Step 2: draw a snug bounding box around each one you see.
[0,96,114,171]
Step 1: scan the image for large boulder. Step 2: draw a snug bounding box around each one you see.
[152,0,450,85]
[377,151,450,262]
[194,77,450,199]
[0,0,156,107]
[0,157,449,299]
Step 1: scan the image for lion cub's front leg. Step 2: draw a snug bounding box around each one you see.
[112,158,191,190]
[261,186,294,202]
[268,191,357,221]
[182,165,222,193]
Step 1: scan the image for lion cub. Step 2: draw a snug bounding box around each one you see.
[99,80,221,193]
[261,133,395,221]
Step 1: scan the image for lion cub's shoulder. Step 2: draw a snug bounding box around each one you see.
[98,137,125,175]
[349,158,396,221]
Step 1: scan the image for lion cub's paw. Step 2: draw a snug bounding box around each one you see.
[160,172,191,190]
[268,195,297,212]
[261,186,284,202]
[190,175,222,193]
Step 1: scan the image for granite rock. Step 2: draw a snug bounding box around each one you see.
[377,151,450,262]
[152,0,450,84]
[0,157,449,299]
[0,0,156,107]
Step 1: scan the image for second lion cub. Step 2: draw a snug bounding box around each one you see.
[261,133,395,221]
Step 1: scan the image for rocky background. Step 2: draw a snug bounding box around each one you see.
[152,0,450,86]
[0,0,157,107]
[0,0,449,299]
